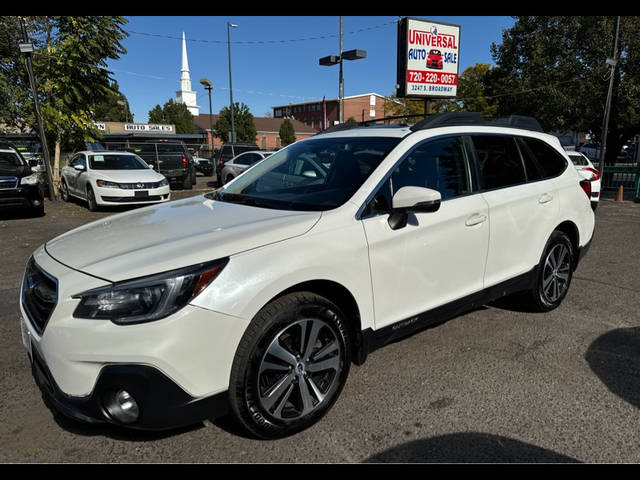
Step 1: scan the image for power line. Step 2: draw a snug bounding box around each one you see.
[127,20,398,46]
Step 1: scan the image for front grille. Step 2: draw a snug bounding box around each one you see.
[0,176,19,190]
[117,181,165,189]
[22,257,58,335]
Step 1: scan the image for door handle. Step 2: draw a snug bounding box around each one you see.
[539,193,553,204]
[465,213,487,227]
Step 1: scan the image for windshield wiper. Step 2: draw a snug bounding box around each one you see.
[213,192,278,210]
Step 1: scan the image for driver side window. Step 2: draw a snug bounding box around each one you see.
[362,136,470,218]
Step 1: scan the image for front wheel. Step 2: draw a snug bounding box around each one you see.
[228,292,351,439]
[86,186,98,212]
[522,230,574,312]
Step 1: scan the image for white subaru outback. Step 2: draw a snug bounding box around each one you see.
[19,113,595,438]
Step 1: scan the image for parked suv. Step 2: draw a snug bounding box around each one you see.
[214,143,259,185]
[0,142,45,216]
[19,113,594,439]
[123,140,196,190]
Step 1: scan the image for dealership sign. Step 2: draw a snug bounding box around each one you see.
[396,17,461,99]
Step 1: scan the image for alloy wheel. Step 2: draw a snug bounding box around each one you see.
[257,318,343,422]
[541,243,571,304]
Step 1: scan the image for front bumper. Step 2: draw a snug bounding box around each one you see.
[20,248,250,430]
[95,185,170,206]
[0,183,43,209]
[27,342,229,430]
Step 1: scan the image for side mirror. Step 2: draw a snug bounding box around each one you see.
[73,164,86,171]
[388,186,441,230]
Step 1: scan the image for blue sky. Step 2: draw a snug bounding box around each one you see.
[107,16,516,123]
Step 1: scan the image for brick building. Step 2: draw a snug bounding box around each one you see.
[193,114,317,155]
[272,93,390,130]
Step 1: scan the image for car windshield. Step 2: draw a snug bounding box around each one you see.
[214,136,401,211]
[89,154,149,170]
[0,150,25,169]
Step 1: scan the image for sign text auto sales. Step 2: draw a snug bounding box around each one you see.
[396,17,461,99]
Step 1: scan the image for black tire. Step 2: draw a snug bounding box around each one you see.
[86,186,98,212]
[60,180,69,202]
[228,292,352,439]
[182,173,193,190]
[521,230,574,312]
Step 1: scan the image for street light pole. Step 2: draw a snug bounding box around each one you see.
[18,16,55,201]
[319,17,366,126]
[227,22,238,158]
[598,15,621,175]
[199,78,214,159]
[339,16,344,124]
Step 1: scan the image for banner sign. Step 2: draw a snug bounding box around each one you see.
[396,17,461,99]
[124,124,174,132]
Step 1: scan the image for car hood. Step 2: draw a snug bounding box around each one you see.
[45,195,321,282]
[90,169,165,183]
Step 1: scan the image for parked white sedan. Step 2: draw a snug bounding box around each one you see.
[220,150,275,185]
[566,151,600,210]
[60,151,170,211]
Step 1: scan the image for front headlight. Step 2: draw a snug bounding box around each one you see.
[96,179,120,188]
[73,258,228,325]
[20,174,39,186]
[159,177,169,187]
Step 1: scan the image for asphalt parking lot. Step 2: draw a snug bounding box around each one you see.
[1,176,640,463]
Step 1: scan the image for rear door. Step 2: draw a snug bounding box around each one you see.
[471,134,560,287]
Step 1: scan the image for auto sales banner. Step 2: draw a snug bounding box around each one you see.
[396,17,461,99]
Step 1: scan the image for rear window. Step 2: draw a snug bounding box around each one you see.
[521,137,567,178]
[471,135,526,190]
[567,153,589,166]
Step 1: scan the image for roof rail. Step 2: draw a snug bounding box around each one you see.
[410,112,543,133]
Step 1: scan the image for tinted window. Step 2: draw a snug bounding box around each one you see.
[234,153,259,166]
[0,150,24,168]
[362,136,469,218]
[392,136,469,200]
[521,137,567,178]
[472,135,525,189]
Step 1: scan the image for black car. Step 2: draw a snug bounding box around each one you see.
[0,142,45,216]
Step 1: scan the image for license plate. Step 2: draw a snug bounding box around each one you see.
[134,190,149,198]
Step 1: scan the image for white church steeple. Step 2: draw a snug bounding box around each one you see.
[176,32,199,116]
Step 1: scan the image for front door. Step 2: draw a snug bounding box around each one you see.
[361,135,490,330]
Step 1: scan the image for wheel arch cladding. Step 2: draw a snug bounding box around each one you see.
[272,280,366,365]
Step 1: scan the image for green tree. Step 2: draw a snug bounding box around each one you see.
[147,99,194,134]
[92,81,133,122]
[0,16,129,194]
[488,16,640,163]
[215,102,257,143]
[279,118,296,146]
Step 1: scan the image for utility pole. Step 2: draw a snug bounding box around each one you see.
[227,21,238,158]
[18,16,55,201]
[598,16,621,175]
[339,16,344,124]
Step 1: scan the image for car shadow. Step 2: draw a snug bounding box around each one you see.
[0,207,45,220]
[362,432,580,463]
[585,327,640,409]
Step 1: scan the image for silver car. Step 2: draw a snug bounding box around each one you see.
[220,151,275,185]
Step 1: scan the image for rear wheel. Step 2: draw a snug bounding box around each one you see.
[229,292,351,439]
[522,230,574,312]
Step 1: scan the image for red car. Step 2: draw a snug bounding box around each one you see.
[427,49,443,70]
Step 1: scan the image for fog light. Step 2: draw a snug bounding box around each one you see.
[105,390,140,424]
